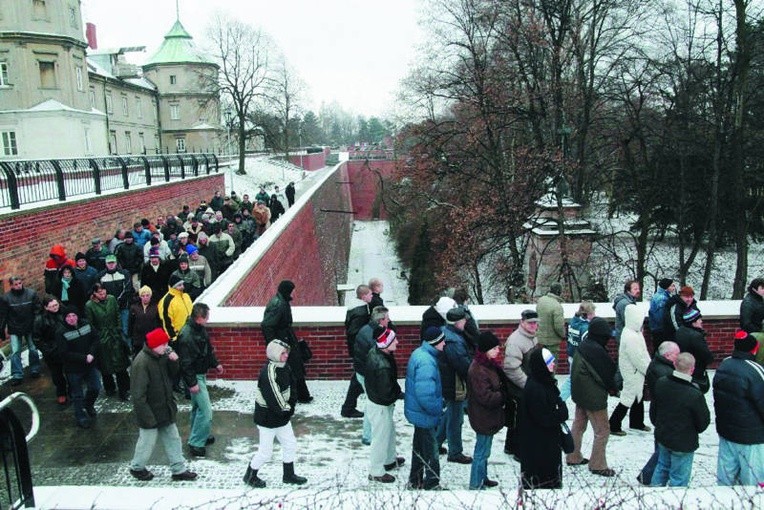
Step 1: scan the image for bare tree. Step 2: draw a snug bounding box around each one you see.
[265,56,306,160]
[206,13,270,174]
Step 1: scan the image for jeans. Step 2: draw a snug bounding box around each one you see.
[45,358,68,398]
[130,424,186,475]
[66,367,101,423]
[409,426,440,489]
[120,308,130,339]
[355,374,372,443]
[437,399,466,457]
[469,433,494,489]
[250,423,297,469]
[717,437,764,486]
[639,439,659,484]
[651,443,694,486]
[559,356,573,401]
[188,374,213,448]
[10,333,40,380]
[367,401,397,477]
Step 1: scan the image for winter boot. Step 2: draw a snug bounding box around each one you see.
[282,462,307,485]
[243,465,266,488]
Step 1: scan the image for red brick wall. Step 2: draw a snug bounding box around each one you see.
[224,165,353,306]
[346,160,398,220]
[0,174,224,293]
[288,152,326,171]
[207,318,740,380]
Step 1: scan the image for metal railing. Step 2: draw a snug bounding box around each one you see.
[0,153,219,210]
[0,392,40,509]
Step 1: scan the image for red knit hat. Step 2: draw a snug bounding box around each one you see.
[146,328,170,349]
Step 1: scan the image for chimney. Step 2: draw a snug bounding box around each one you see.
[86,22,98,50]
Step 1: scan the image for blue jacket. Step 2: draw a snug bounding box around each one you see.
[648,288,670,332]
[404,342,443,428]
[438,325,473,400]
[567,314,590,358]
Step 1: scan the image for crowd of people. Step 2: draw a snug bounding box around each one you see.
[332,278,764,490]
[2,227,763,490]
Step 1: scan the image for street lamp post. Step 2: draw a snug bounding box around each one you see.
[224,108,233,193]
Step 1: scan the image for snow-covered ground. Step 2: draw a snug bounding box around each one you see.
[32,377,763,509]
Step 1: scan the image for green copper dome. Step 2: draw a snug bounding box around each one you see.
[144,20,216,67]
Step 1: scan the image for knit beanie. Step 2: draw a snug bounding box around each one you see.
[587,317,612,340]
[658,278,674,290]
[542,347,555,367]
[682,308,701,325]
[734,330,758,353]
[374,326,396,349]
[146,328,169,349]
[446,306,467,324]
[423,326,445,346]
[476,331,499,353]
[168,274,184,289]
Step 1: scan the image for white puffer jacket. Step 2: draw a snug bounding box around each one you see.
[618,304,650,406]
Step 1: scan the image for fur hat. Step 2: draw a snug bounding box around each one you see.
[374,326,396,349]
[734,330,758,353]
[423,326,445,346]
[659,278,674,290]
[476,331,499,353]
[145,328,169,349]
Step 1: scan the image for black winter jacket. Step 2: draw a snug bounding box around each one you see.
[33,310,64,361]
[713,351,764,445]
[261,292,298,347]
[97,268,134,309]
[650,372,710,452]
[365,349,401,406]
[345,304,370,357]
[0,288,40,335]
[645,353,675,396]
[352,322,376,376]
[675,326,714,393]
[56,319,98,374]
[254,361,295,428]
[131,345,179,429]
[740,291,764,333]
[176,319,219,388]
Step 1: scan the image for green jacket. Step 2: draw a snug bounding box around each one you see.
[131,345,179,429]
[571,354,608,411]
[85,295,130,374]
[536,293,565,348]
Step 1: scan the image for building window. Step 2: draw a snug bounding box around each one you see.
[89,89,95,108]
[0,62,8,86]
[176,137,186,153]
[39,61,56,88]
[105,93,113,113]
[109,130,117,154]
[2,131,18,156]
[84,128,91,153]
[170,104,179,120]
[122,96,128,116]
[169,75,177,85]
[33,0,47,20]
[75,66,83,91]
[138,132,145,153]
[125,131,132,153]
[135,97,142,119]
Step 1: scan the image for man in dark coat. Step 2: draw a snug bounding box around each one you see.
[285,182,296,207]
[0,276,42,385]
[663,286,700,342]
[740,278,764,366]
[638,341,680,484]
[649,352,710,486]
[176,303,224,458]
[96,254,134,336]
[566,317,619,477]
[74,253,99,294]
[340,284,373,419]
[675,309,714,393]
[56,308,100,428]
[713,331,764,485]
[261,280,313,403]
[365,326,404,483]
[85,238,110,272]
[129,328,197,482]
[436,306,473,464]
[353,305,390,444]
[115,232,143,291]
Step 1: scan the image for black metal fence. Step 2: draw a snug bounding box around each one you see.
[0,153,219,210]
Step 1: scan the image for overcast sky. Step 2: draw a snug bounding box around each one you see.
[80,0,425,118]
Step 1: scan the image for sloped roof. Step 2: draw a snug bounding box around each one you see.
[144,20,216,67]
